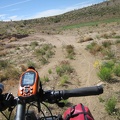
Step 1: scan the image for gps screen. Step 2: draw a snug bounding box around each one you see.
[22,71,35,86]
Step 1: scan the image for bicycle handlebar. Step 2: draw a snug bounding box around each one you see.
[43,85,103,103]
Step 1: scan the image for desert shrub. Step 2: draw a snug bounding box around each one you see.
[65,45,75,59]
[105,97,117,115]
[86,42,102,55]
[46,50,55,58]
[48,69,52,74]
[86,42,97,50]
[56,61,73,76]
[66,45,74,54]
[30,41,38,47]
[98,66,112,82]
[113,64,120,77]
[41,76,49,83]
[102,41,111,48]
[35,48,46,56]
[101,61,115,70]
[105,49,115,59]
[60,75,69,86]
[40,57,48,65]
[42,44,53,51]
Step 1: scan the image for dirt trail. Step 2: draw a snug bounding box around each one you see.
[8,33,103,120]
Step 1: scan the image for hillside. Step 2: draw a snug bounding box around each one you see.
[0,0,120,39]
[0,0,120,120]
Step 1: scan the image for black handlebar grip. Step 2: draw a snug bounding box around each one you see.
[62,85,103,99]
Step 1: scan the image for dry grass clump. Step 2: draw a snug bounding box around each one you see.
[65,45,75,59]
[102,40,112,48]
[86,42,102,55]
[56,60,74,77]
[100,33,111,39]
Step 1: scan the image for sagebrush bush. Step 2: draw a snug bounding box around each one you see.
[65,45,75,59]
[105,49,115,59]
[30,41,38,48]
[60,75,69,86]
[98,67,112,82]
[101,61,115,70]
[102,41,111,48]
[40,57,48,65]
[48,69,52,74]
[113,64,120,77]
[86,42,101,55]
[41,76,49,83]
[56,63,73,76]
[105,97,117,115]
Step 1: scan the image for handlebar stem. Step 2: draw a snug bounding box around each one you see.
[15,100,26,120]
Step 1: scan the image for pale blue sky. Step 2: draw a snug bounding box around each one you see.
[0,0,104,21]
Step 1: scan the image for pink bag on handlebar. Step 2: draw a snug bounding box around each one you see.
[63,103,94,120]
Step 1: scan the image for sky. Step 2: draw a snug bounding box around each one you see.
[0,0,104,21]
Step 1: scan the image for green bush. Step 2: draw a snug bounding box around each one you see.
[65,45,75,59]
[30,41,38,48]
[40,57,48,65]
[113,64,120,77]
[48,69,52,74]
[41,76,49,82]
[35,48,46,56]
[86,42,101,55]
[86,42,97,50]
[56,62,73,76]
[101,61,115,70]
[98,67,112,82]
[60,75,69,86]
[102,41,111,48]
[105,97,117,115]
[46,50,55,58]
